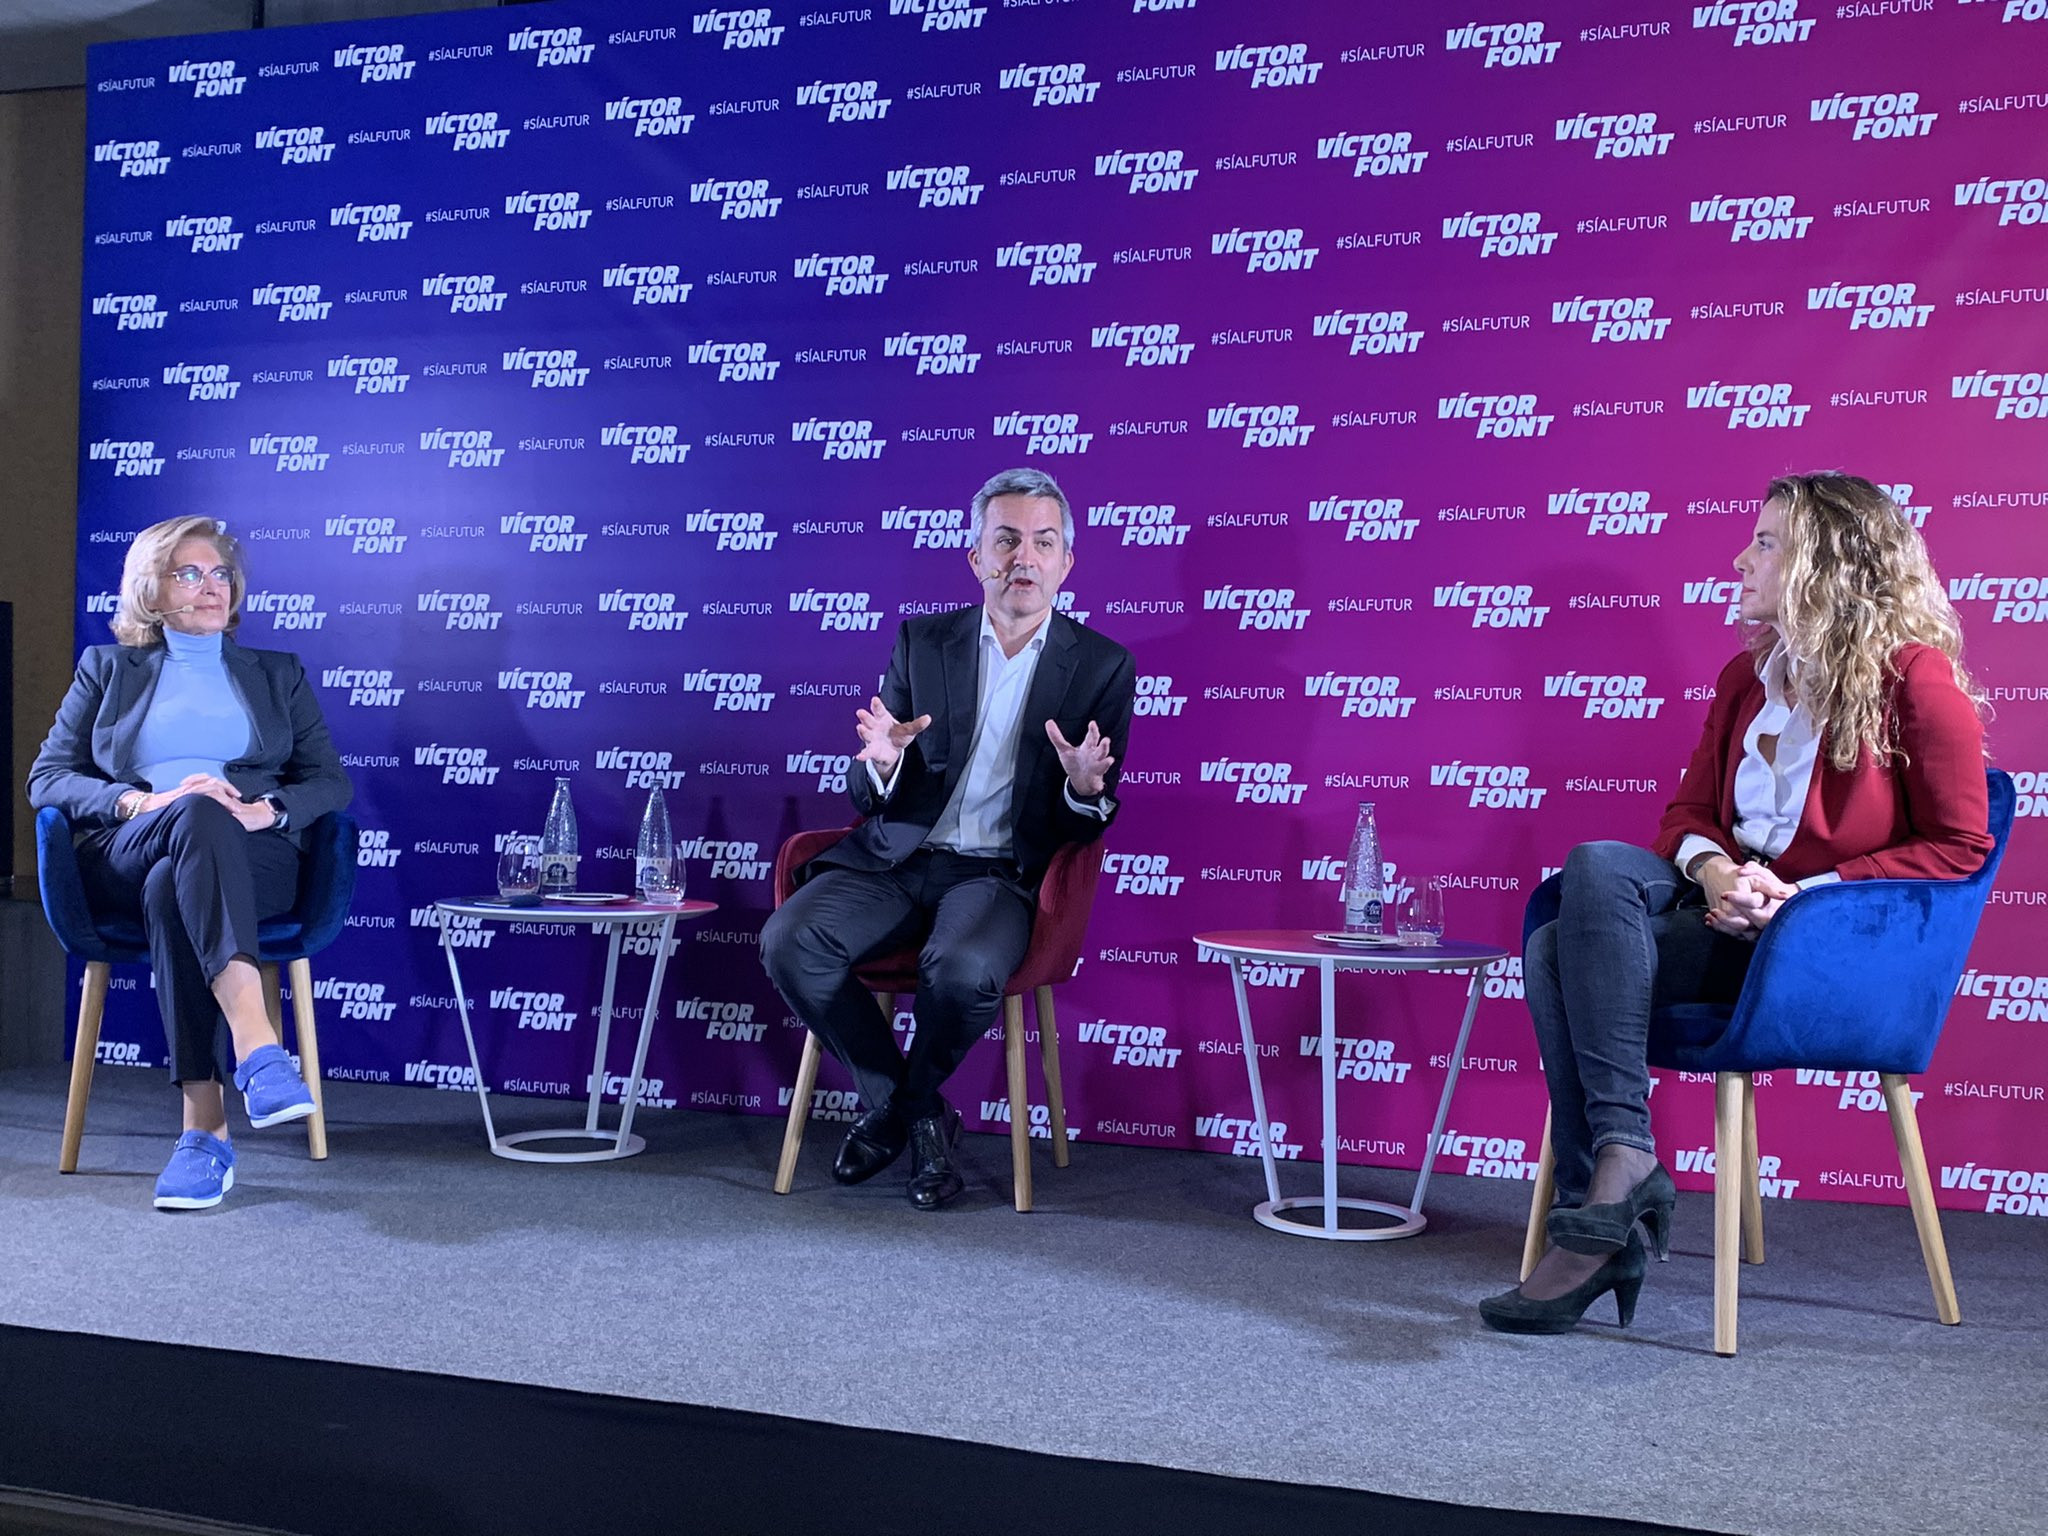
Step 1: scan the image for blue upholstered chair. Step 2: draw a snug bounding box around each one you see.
[1517,769,2015,1355]
[36,806,360,1170]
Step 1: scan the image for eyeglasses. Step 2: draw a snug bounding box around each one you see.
[167,565,235,588]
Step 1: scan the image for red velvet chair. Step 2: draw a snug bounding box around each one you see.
[769,828,1105,1211]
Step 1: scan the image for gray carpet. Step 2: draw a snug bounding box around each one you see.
[2,1064,2042,1536]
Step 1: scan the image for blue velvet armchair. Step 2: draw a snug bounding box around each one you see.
[37,805,360,1169]
[1517,769,2015,1354]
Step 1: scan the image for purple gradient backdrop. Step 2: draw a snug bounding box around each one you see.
[72,0,2048,1214]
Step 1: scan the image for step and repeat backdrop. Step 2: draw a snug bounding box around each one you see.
[74,0,2045,1212]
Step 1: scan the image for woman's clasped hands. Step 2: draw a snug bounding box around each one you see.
[131,773,278,831]
[1700,858,1799,940]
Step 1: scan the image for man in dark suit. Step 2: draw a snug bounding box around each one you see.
[761,468,1135,1208]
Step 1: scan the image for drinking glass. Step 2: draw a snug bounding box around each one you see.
[637,853,686,906]
[497,834,543,900]
[1397,877,1446,945]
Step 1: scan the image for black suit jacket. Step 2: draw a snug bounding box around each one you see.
[28,639,353,850]
[812,607,1136,890]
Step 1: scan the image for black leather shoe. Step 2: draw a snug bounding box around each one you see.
[906,1106,964,1210]
[833,1104,909,1185]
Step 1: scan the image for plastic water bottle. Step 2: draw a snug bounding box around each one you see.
[635,788,681,903]
[540,776,579,893]
[1342,803,1385,933]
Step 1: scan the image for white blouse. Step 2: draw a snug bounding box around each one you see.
[1675,639,1839,888]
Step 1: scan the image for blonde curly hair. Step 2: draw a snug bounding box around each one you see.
[1760,473,1984,771]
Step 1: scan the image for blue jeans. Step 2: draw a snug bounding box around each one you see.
[1525,841,1754,1205]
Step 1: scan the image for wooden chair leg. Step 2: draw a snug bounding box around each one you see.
[260,964,286,1047]
[1740,1073,1765,1266]
[1004,994,1032,1212]
[288,958,328,1161]
[1521,1107,1555,1282]
[59,963,112,1174]
[1713,1072,1745,1356]
[1883,1073,1961,1326]
[773,1032,823,1195]
[1036,986,1069,1170]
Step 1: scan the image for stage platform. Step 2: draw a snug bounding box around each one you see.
[1,1063,2041,1536]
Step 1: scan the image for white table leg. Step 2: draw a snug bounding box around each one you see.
[612,915,678,1152]
[1319,956,1339,1233]
[1409,963,1488,1216]
[1246,954,1455,1242]
[473,916,675,1163]
[584,923,624,1134]
[1229,956,1283,1205]
[442,924,502,1151]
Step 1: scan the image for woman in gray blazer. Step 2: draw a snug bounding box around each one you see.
[29,516,352,1210]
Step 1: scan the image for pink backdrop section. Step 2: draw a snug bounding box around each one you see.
[72,1,2047,1216]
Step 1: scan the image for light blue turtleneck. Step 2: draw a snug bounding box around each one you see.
[132,629,253,791]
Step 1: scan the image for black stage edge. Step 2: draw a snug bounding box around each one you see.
[0,1325,1715,1536]
[0,1488,291,1536]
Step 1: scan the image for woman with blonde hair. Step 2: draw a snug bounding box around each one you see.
[1482,472,1992,1332]
[30,516,351,1209]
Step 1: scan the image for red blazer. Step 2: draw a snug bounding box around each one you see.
[1652,644,1991,883]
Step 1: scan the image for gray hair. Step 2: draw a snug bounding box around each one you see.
[969,467,1074,548]
[112,516,245,646]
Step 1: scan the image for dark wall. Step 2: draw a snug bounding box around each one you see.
[0,87,85,898]
[0,602,12,895]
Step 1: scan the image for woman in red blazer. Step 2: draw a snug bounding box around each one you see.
[1482,473,1992,1334]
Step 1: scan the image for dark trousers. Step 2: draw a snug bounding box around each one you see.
[76,795,302,1085]
[1524,840,1754,1204]
[760,849,1034,1119]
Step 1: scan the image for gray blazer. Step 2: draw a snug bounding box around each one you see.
[28,639,353,849]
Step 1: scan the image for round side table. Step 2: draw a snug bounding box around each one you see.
[1193,930,1507,1240]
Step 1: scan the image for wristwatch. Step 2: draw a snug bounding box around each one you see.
[261,794,290,832]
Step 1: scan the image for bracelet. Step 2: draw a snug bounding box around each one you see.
[118,790,145,821]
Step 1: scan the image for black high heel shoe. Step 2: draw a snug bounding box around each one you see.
[1546,1162,1675,1258]
[1479,1229,1649,1335]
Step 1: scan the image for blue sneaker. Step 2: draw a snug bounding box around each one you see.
[234,1043,317,1129]
[154,1130,235,1211]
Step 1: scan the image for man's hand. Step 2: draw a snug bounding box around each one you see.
[1046,719,1115,799]
[854,696,931,777]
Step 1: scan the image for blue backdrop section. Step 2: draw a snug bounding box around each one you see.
[79,1,1231,1121]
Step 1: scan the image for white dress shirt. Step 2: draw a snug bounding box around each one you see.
[1676,638,1839,889]
[868,608,1109,855]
